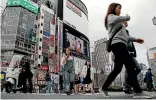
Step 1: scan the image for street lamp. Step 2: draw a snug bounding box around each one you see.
[152,16,156,25]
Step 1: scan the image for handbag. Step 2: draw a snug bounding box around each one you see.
[106,25,122,52]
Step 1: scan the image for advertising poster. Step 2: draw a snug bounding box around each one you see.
[49,15,56,72]
[37,70,46,81]
[154,53,156,59]
[56,19,60,73]
[66,33,84,54]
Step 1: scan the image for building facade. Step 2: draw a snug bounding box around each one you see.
[147,47,156,86]
[93,38,109,88]
[1,0,39,67]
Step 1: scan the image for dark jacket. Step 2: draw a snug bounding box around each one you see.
[126,30,137,57]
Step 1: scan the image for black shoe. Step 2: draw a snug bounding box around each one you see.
[124,90,134,94]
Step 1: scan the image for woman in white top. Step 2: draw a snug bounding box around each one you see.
[81,60,94,94]
[60,48,74,95]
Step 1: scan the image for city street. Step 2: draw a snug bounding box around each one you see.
[1,91,156,99]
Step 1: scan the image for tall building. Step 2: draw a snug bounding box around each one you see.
[1,0,39,67]
[147,47,156,85]
[93,38,109,88]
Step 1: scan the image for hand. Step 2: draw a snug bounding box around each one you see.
[136,38,144,44]
[63,60,66,64]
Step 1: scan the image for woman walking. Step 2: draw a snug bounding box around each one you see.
[81,61,94,94]
[100,3,152,99]
[61,48,75,95]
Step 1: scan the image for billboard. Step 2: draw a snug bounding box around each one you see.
[66,32,84,54]
[148,48,156,60]
[63,0,89,37]
[154,53,156,59]
[7,0,39,14]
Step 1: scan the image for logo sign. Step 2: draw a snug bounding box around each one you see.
[7,0,39,14]
[66,0,81,17]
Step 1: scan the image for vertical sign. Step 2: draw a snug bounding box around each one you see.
[56,18,60,72]
[59,20,63,67]
[49,14,56,72]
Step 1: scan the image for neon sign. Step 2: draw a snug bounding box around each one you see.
[6,0,39,14]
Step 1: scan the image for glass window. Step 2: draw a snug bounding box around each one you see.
[39,55,41,59]
[24,43,27,48]
[41,23,43,26]
[5,40,9,44]
[15,41,19,46]
[20,23,27,29]
[28,44,31,48]
[7,21,13,26]
[10,40,15,44]
[40,38,42,41]
[23,15,28,20]
[21,32,25,37]
[39,46,41,50]
[40,30,42,34]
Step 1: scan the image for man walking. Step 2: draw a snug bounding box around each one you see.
[45,69,51,93]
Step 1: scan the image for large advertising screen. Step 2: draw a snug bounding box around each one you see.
[66,32,84,54]
[64,30,90,59]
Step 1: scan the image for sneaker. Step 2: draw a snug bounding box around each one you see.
[124,89,134,94]
[99,88,110,98]
[133,92,153,99]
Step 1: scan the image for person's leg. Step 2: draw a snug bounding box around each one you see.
[64,72,70,92]
[102,44,124,91]
[47,81,51,93]
[123,70,133,94]
[28,77,33,93]
[115,44,142,93]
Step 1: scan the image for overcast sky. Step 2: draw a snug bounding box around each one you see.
[1,0,156,66]
[83,0,156,66]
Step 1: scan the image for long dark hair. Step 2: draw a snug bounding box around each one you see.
[85,60,91,67]
[65,47,72,56]
[104,3,122,29]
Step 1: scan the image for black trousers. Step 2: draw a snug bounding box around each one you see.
[124,57,140,90]
[102,43,142,93]
[23,71,33,93]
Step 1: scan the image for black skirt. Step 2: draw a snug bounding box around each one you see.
[83,77,92,84]
[75,80,80,84]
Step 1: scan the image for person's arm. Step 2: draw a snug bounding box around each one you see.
[127,36,137,42]
[108,14,130,25]
[60,57,66,67]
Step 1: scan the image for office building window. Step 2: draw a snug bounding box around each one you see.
[40,38,42,41]
[23,15,28,20]
[28,44,31,48]
[20,23,27,29]
[5,40,9,44]
[21,32,25,37]
[6,30,12,34]
[39,46,41,50]
[41,23,43,26]
[24,43,27,48]
[39,55,41,59]
[40,30,42,34]
[7,21,13,26]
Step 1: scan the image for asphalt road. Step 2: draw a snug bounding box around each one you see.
[1,91,156,99]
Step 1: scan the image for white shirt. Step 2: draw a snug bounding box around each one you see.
[53,75,59,84]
